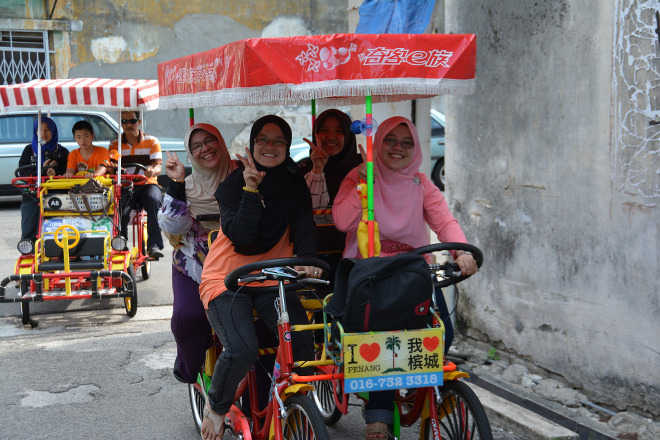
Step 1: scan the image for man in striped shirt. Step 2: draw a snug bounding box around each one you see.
[109,111,164,258]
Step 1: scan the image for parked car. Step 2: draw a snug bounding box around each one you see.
[429,109,446,191]
[289,109,447,191]
[0,110,188,198]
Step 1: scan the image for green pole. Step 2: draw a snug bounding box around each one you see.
[311,98,317,127]
[365,94,375,256]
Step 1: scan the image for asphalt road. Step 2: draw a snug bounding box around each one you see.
[0,201,523,439]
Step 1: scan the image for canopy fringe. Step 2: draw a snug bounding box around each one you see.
[157,78,475,109]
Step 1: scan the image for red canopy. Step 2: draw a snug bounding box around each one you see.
[0,78,159,113]
[157,33,476,108]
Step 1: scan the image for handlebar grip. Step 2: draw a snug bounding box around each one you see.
[429,262,460,272]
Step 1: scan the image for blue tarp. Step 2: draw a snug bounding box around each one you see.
[356,0,436,34]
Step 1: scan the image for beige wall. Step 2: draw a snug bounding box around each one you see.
[2,0,346,79]
[1,0,348,140]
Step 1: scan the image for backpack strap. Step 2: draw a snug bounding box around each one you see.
[323,257,357,317]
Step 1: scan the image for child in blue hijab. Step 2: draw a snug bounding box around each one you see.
[18,116,69,241]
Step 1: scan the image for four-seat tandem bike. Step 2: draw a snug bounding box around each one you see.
[189,243,492,439]
[0,78,161,326]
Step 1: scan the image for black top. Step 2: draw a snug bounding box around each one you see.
[216,166,318,257]
[18,143,69,177]
[216,115,317,257]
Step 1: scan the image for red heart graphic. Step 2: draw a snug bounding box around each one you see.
[359,343,380,363]
[423,336,440,352]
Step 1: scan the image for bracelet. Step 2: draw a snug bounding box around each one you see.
[457,251,472,257]
[242,186,259,194]
[170,178,185,183]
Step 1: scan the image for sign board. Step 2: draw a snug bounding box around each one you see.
[343,328,445,392]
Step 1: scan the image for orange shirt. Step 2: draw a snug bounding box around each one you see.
[199,228,294,309]
[108,132,162,184]
[66,146,110,174]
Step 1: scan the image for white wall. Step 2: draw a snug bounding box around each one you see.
[446,0,660,416]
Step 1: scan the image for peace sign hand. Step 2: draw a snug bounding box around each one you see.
[357,144,378,181]
[165,151,186,181]
[304,138,329,174]
[235,147,265,190]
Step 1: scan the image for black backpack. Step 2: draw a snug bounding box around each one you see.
[324,253,434,333]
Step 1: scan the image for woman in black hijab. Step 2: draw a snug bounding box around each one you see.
[299,109,362,221]
[299,109,362,287]
[198,115,321,439]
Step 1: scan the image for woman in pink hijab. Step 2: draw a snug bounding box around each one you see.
[333,116,477,440]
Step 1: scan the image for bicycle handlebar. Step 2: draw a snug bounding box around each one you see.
[226,257,331,294]
[409,242,483,288]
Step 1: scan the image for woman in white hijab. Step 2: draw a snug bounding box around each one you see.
[158,123,238,384]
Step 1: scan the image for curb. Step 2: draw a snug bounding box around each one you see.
[466,374,618,440]
[467,381,579,440]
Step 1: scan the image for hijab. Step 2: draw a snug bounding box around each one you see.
[371,116,427,250]
[31,116,60,165]
[184,123,236,231]
[310,109,361,201]
[217,115,312,255]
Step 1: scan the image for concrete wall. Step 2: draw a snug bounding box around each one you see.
[445,0,660,416]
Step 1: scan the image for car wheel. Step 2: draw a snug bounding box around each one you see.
[432,158,445,191]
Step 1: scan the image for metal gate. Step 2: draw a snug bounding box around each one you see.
[0,30,51,85]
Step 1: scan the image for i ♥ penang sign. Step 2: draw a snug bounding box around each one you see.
[342,327,446,392]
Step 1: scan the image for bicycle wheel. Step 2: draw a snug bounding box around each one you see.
[426,380,493,440]
[189,380,206,434]
[282,394,330,440]
[311,373,344,426]
[123,267,138,317]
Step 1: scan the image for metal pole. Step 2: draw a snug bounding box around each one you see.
[36,110,42,189]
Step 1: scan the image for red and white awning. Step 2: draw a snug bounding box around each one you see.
[157,33,476,108]
[0,78,159,113]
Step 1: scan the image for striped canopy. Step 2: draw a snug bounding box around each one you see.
[0,78,159,113]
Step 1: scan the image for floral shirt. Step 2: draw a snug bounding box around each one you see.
[157,192,212,284]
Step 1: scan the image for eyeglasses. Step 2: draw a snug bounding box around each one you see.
[383,137,415,149]
[189,137,218,155]
[254,137,287,147]
[121,118,139,125]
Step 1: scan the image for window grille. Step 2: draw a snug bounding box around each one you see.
[0,30,51,85]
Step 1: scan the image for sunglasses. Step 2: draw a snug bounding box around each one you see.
[121,118,139,125]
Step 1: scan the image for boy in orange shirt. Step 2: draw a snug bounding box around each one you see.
[65,120,109,178]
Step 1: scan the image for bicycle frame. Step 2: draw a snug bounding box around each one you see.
[199,275,333,440]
